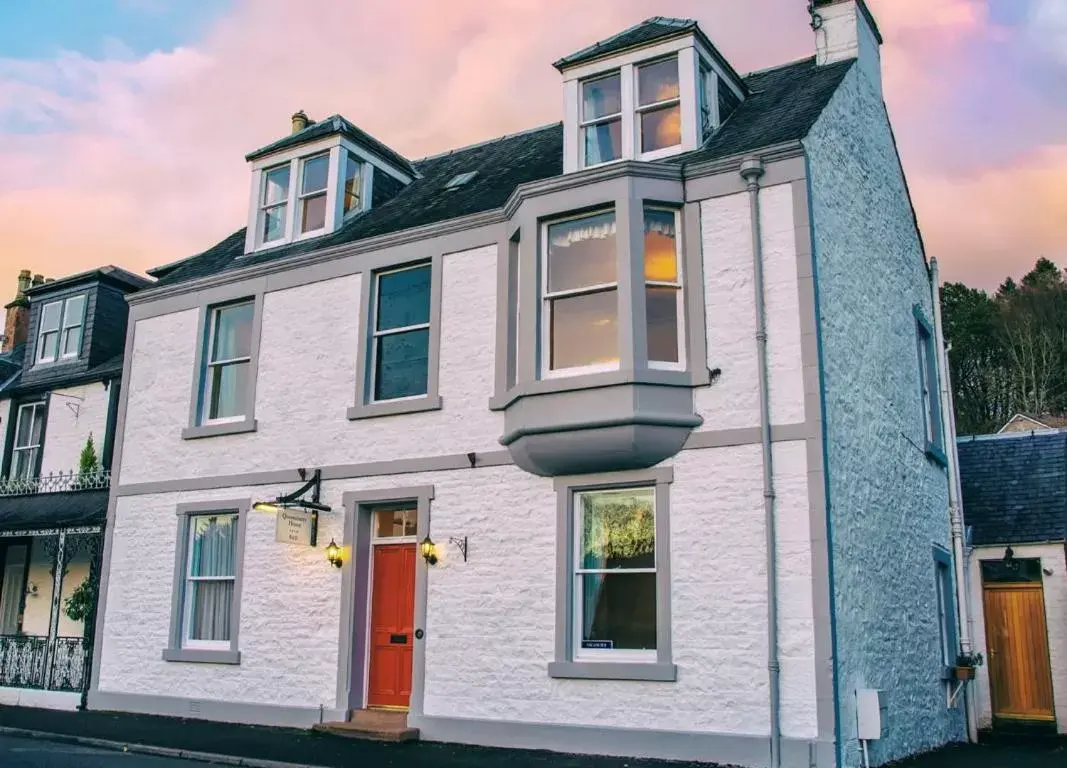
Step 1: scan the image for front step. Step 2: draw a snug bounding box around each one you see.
[314,709,419,742]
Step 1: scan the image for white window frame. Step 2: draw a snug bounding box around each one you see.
[540,209,621,379]
[370,505,419,544]
[258,163,292,246]
[578,71,624,169]
[200,301,254,426]
[36,295,85,364]
[342,149,366,217]
[645,206,686,372]
[369,262,433,405]
[296,152,330,237]
[9,402,45,481]
[634,56,683,161]
[571,485,658,664]
[181,513,238,652]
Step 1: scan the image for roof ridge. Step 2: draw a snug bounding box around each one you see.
[413,122,562,163]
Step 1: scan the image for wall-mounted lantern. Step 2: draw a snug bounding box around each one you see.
[325,539,343,568]
[420,536,438,565]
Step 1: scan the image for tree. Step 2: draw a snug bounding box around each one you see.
[77,433,100,485]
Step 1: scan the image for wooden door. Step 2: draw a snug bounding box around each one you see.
[367,543,416,708]
[983,583,1055,722]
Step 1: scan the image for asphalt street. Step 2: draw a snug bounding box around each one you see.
[0,734,195,767]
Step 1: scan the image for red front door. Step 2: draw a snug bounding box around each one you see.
[367,543,416,708]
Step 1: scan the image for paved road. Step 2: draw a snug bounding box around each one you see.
[0,734,195,767]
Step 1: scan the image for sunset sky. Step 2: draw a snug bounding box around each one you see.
[0,0,1064,296]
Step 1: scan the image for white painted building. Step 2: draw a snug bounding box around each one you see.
[0,266,150,709]
[90,3,968,766]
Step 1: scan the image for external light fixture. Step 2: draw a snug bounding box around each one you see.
[325,539,343,568]
[420,536,438,565]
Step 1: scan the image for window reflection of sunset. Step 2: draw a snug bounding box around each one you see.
[644,231,677,282]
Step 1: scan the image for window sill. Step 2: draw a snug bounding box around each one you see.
[347,395,442,421]
[490,367,708,412]
[162,647,241,665]
[547,661,676,682]
[181,419,258,440]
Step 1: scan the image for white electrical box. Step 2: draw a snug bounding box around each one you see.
[856,689,882,740]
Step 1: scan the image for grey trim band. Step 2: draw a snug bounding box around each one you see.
[160,648,240,665]
[181,419,258,440]
[413,714,834,768]
[685,154,807,201]
[685,422,813,449]
[87,690,346,729]
[547,661,677,681]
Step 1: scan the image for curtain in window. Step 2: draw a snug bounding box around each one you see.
[188,517,236,642]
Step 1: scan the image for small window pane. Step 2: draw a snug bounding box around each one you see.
[579,488,655,570]
[641,104,681,153]
[39,332,59,361]
[188,581,233,641]
[583,120,621,166]
[376,267,431,331]
[343,154,362,213]
[15,406,40,448]
[63,296,85,328]
[374,329,430,401]
[550,290,618,370]
[638,58,679,106]
[582,73,621,120]
[301,193,327,233]
[207,361,250,420]
[547,212,617,293]
[11,449,37,481]
[647,286,680,363]
[40,302,62,332]
[644,209,678,282]
[581,572,656,650]
[62,326,82,357]
[189,516,237,578]
[263,204,287,242]
[375,508,418,538]
[301,154,329,195]
[263,166,290,205]
[211,303,254,361]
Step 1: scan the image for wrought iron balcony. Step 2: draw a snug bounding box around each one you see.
[0,634,86,692]
[0,469,111,497]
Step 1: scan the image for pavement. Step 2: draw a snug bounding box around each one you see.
[0,705,1064,767]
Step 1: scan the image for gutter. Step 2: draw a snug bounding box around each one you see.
[929,257,978,742]
[741,157,782,768]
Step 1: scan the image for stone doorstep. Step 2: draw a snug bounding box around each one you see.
[313,709,419,743]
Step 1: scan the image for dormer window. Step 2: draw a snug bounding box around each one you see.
[36,295,85,364]
[260,166,290,244]
[343,152,363,213]
[298,154,330,234]
[636,58,680,156]
[581,74,623,165]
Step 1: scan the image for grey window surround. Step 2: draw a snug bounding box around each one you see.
[549,466,675,682]
[163,498,250,665]
[347,253,444,421]
[912,305,946,466]
[932,545,958,682]
[182,291,265,441]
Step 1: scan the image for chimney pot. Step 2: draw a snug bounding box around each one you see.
[32,273,45,286]
[3,271,32,353]
[291,110,310,134]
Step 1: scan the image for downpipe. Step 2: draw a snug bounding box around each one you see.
[742,157,782,768]
[930,258,978,742]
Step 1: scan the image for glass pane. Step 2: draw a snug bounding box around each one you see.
[15,406,37,447]
[580,572,656,651]
[39,331,58,361]
[644,209,678,282]
[62,326,82,357]
[301,154,329,195]
[263,204,287,242]
[11,449,37,481]
[981,558,1043,584]
[376,266,431,331]
[582,73,621,120]
[547,211,617,293]
[211,302,254,361]
[638,58,679,106]
[583,120,621,166]
[550,290,618,370]
[301,193,327,233]
[207,361,250,420]
[62,295,85,328]
[579,487,655,570]
[29,405,44,444]
[641,104,681,153]
[40,302,61,332]
[374,507,418,538]
[374,329,430,401]
[188,580,233,642]
[646,286,680,363]
[343,154,362,213]
[263,166,290,205]
[189,515,237,577]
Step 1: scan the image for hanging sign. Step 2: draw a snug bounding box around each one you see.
[275,508,318,547]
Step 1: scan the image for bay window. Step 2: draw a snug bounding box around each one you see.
[636,58,681,155]
[644,207,684,367]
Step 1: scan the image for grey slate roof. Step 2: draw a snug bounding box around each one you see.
[957,432,1067,546]
[553,17,699,70]
[245,114,419,177]
[0,489,108,532]
[24,265,152,297]
[5,352,123,397]
[150,56,854,289]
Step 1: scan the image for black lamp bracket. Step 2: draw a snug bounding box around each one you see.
[448,536,468,562]
[275,468,330,511]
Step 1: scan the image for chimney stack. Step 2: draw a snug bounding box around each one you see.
[2,269,33,353]
[810,0,883,99]
[291,110,310,134]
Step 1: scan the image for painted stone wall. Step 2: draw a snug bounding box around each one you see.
[40,382,111,480]
[805,64,965,766]
[968,543,1067,734]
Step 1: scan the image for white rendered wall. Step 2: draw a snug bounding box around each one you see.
[968,543,1067,733]
[118,245,502,486]
[39,382,111,479]
[99,443,818,737]
[695,183,806,432]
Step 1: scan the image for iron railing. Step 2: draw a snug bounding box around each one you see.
[0,635,86,692]
[0,470,111,497]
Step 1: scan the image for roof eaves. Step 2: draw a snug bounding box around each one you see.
[552,17,697,70]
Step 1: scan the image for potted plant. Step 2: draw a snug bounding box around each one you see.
[954,651,984,681]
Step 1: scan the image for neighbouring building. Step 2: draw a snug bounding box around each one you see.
[958,431,1067,734]
[0,266,151,709]
[89,3,967,766]
[998,414,1067,434]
